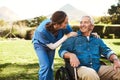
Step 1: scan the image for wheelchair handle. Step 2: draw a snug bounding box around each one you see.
[74,67,78,80]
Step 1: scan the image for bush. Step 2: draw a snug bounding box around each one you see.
[92,24,105,38]
[72,25,79,32]
[25,28,35,40]
[104,25,120,38]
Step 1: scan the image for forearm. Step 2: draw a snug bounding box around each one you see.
[46,35,68,50]
[64,52,80,67]
[47,32,78,50]
[63,52,75,59]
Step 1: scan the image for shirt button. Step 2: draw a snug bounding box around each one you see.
[90,63,93,67]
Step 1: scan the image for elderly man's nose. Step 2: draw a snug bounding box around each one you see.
[81,24,85,27]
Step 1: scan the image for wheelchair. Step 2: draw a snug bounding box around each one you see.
[55,58,78,80]
[55,56,107,80]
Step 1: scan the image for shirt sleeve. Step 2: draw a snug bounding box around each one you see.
[58,37,75,58]
[34,30,50,44]
[99,39,114,59]
[32,19,51,44]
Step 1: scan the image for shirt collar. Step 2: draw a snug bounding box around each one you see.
[77,30,94,37]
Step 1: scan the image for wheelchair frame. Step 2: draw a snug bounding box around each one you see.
[55,55,107,80]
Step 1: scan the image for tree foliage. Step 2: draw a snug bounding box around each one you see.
[100,16,111,24]
[28,16,47,27]
[13,16,47,27]
[108,1,120,24]
[94,16,111,24]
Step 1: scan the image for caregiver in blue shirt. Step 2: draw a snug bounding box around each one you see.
[32,11,77,80]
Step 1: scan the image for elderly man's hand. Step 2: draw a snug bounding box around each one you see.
[113,59,120,71]
[69,53,80,68]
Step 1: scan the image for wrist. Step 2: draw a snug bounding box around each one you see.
[64,35,68,39]
[70,53,76,58]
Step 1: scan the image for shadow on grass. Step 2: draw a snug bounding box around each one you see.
[0,58,65,80]
[0,63,39,80]
[54,57,64,77]
[54,58,64,71]
[1,56,120,80]
[113,42,120,45]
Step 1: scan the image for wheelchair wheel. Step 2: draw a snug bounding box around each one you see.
[55,66,70,80]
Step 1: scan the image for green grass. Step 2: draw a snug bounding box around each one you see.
[0,39,120,80]
[0,39,39,80]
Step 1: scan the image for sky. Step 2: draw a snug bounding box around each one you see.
[0,0,118,19]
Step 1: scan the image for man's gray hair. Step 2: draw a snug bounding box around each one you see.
[80,16,94,25]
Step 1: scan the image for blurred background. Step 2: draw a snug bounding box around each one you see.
[0,0,120,80]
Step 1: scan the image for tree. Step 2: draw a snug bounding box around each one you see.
[108,0,120,24]
[33,16,47,27]
[100,16,111,24]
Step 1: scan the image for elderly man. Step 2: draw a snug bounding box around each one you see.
[59,16,120,80]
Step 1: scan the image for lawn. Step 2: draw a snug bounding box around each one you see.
[0,39,120,80]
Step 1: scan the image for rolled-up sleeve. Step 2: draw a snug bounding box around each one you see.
[107,51,115,59]
[59,50,68,58]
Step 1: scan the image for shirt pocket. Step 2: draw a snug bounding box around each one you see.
[90,43,99,55]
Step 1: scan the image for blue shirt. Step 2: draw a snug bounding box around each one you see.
[59,30,114,72]
[32,19,73,48]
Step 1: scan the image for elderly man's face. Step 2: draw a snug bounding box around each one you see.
[79,17,94,33]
